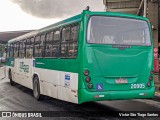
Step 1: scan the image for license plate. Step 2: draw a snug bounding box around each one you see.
[115,78,128,84]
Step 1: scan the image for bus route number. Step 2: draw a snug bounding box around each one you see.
[131,83,145,89]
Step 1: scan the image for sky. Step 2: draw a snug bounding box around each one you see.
[0,0,104,32]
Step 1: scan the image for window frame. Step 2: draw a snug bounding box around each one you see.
[60,22,79,59]
[44,28,61,58]
[86,15,151,46]
[34,34,46,58]
[26,38,34,58]
[9,44,14,58]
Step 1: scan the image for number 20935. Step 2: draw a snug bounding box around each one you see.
[131,83,145,89]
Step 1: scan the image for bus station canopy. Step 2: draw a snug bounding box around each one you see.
[0,30,33,44]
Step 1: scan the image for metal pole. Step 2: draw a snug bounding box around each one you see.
[104,0,108,11]
[137,0,144,15]
[144,0,147,17]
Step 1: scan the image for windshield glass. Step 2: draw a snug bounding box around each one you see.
[87,16,151,46]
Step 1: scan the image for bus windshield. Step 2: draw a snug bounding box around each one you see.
[87,16,151,46]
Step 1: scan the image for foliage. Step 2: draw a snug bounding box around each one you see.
[0,44,6,52]
[0,44,6,57]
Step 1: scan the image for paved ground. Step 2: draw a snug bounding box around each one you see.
[0,67,160,120]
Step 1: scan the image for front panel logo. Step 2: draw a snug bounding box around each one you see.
[20,62,29,73]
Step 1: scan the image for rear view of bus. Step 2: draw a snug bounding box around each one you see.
[78,11,155,103]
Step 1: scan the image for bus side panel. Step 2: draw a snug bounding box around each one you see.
[13,58,33,89]
[58,71,78,103]
[34,58,79,103]
[33,67,58,99]
[34,58,60,99]
[58,59,79,103]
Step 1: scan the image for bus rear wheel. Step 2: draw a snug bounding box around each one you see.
[33,77,43,100]
[9,70,15,86]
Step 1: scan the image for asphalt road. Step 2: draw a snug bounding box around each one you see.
[0,67,160,120]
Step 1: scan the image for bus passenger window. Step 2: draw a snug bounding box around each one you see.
[34,36,40,57]
[52,45,59,57]
[54,30,60,41]
[39,34,45,57]
[60,24,79,58]
[51,30,60,58]
[45,45,51,57]
[9,44,14,58]
[69,24,79,58]
[19,41,22,58]
[14,42,19,58]
[19,40,25,58]
[26,38,34,58]
[45,32,53,57]
[61,27,70,58]
[6,45,10,58]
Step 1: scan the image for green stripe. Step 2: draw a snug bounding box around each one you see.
[35,58,79,73]
[6,58,14,67]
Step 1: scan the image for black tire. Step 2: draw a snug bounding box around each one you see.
[33,77,44,100]
[9,70,15,86]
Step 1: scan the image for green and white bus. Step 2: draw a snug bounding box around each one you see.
[5,10,155,104]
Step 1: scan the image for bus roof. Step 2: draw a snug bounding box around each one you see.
[37,14,82,34]
[8,14,82,44]
[8,10,148,44]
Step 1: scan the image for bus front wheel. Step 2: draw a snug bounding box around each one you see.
[9,70,15,86]
[33,77,43,100]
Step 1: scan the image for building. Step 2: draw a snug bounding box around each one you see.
[0,30,33,56]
